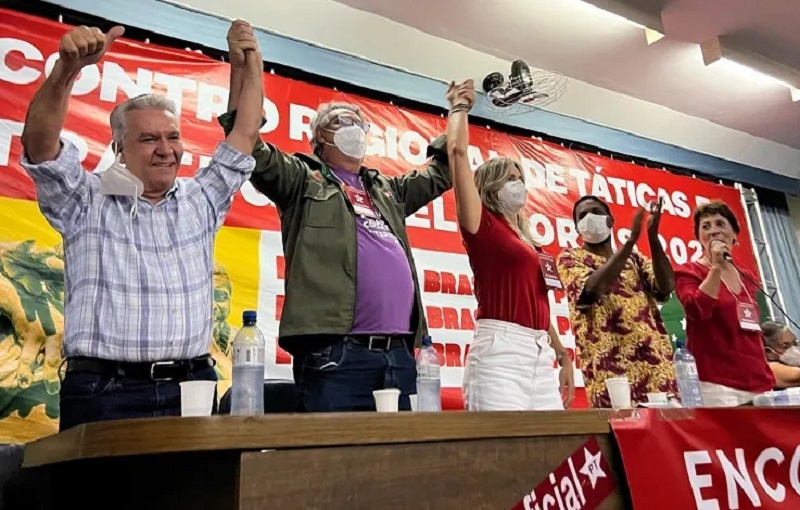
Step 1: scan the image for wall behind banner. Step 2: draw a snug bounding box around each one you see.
[0,9,764,442]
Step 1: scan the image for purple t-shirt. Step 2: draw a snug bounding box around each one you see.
[331,168,414,335]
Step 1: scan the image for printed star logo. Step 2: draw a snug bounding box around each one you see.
[545,262,553,272]
[356,195,365,204]
[579,447,606,489]
[680,318,687,330]
[671,334,677,343]
[744,308,752,319]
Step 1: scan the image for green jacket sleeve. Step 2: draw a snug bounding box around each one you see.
[388,134,452,216]
[218,111,306,210]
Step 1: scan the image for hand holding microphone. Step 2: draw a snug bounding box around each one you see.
[709,239,732,267]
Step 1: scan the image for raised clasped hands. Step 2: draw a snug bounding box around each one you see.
[447,79,476,111]
[227,19,261,70]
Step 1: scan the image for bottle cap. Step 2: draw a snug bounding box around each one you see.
[242,310,257,323]
[675,340,685,349]
[421,335,432,346]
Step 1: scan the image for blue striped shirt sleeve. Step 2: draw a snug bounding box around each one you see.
[20,139,93,235]
[194,141,256,230]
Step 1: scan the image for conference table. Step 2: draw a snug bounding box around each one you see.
[22,411,631,509]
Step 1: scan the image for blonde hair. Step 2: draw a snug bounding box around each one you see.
[474,157,539,247]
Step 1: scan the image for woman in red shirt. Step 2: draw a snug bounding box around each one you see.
[674,201,774,406]
[446,80,574,410]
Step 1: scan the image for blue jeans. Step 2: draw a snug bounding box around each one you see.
[58,365,218,431]
[294,339,416,412]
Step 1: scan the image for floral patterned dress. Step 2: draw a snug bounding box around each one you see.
[556,247,677,408]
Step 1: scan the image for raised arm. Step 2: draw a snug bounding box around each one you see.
[20,25,124,234]
[225,20,248,114]
[388,81,476,216]
[646,198,675,295]
[223,22,263,154]
[194,21,263,228]
[217,22,306,211]
[387,137,451,216]
[22,25,124,163]
[446,80,482,234]
[581,207,644,304]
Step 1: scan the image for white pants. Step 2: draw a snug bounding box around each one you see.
[699,381,758,407]
[462,319,563,411]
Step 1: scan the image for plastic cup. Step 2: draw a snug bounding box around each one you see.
[409,394,418,412]
[373,388,401,413]
[647,392,668,404]
[179,380,217,417]
[605,376,632,409]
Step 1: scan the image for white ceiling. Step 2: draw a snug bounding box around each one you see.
[333,0,800,151]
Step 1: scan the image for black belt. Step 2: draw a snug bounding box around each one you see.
[65,354,215,382]
[346,335,407,351]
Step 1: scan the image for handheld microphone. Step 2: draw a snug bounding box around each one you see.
[711,239,733,263]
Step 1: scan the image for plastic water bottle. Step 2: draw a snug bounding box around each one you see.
[416,335,442,412]
[230,310,265,415]
[753,388,800,407]
[674,341,704,408]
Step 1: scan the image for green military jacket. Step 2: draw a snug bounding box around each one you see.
[218,111,452,354]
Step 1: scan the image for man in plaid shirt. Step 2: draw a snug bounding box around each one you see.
[20,20,264,430]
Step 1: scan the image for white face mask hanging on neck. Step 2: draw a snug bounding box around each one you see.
[99,153,145,218]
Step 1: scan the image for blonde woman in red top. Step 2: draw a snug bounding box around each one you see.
[674,201,774,406]
[446,80,574,410]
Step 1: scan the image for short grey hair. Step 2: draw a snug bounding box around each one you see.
[310,102,364,157]
[109,93,179,152]
[762,320,789,345]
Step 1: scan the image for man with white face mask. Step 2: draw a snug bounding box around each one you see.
[219,62,454,412]
[762,321,800,389]
[556,196,677,408]
[19,21,263,429]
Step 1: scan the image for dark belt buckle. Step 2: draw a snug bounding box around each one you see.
[367,336,390,351]
[150,361,177,381]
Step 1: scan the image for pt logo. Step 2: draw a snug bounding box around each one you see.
[579,448,605,489]
[512,438,615,510]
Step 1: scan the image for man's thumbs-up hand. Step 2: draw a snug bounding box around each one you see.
[58,25,125,74]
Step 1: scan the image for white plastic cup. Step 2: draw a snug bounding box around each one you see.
[373,388,401,413]
[605,376,632,409]
[647,392,668,404]
[409,394,418,412]
[179,380,217,417]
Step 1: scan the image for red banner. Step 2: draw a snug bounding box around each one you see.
[0,7,758,273]
[611,409,800,509]
[511,437,615,510]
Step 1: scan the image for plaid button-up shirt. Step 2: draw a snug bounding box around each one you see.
[21,139,255,362]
